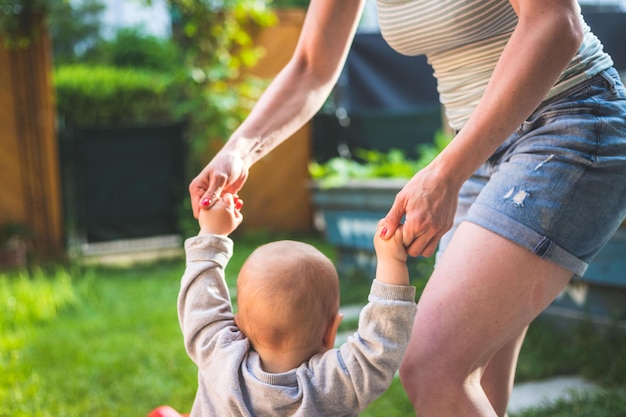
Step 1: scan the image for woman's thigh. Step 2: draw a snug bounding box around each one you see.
[409,222,573,375]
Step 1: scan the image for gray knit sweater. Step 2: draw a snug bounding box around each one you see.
[178,234,417,417]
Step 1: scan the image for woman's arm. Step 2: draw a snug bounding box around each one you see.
[384,0,584,257]
[189,0,366,216]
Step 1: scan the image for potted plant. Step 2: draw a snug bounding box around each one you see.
[311,129,626,322]
[308,131,451,277]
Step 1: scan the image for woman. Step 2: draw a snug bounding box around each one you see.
[188,1,626,415]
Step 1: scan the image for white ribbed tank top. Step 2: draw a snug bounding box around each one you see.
[376,0,614,130]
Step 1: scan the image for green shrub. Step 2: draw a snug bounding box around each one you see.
[54,64,184,125]
[309,130,452,188]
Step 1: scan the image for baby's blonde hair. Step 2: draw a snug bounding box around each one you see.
[236,240,340,351]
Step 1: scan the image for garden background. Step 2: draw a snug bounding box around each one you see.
[1,0,625,415]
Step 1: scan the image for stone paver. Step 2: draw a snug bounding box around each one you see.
[508,375,599,415]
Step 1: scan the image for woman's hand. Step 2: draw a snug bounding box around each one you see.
[189,150,249,219]
[383,163,461,258]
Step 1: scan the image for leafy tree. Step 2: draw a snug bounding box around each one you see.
[0,0,49,47]
[88,27,183,72]
[47,0,106,63]
[42,0,283,173]
[164,0,277,170]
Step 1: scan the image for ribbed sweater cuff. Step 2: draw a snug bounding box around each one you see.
[370,279,416,302]
[184,234,233,268]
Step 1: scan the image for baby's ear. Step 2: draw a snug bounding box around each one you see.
[323,313,344,350]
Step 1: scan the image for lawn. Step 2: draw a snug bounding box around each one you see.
[1,231,625,417]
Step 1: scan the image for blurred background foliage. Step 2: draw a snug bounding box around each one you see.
[45,0,310,174]
[54,64,183,124]
[0,0,49,47]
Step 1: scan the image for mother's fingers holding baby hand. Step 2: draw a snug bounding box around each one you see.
[401,222,445,258]
[214,193,242,208]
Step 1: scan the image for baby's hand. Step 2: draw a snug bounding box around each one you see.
[373,219,409,286]
[198,193,243,236]
[373,219,407,264]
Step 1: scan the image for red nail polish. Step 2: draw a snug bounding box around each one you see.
[235,198,243,210]
[201,198,211,207]
[380,227,387,238]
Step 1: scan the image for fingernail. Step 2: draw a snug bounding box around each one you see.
[380,227,387,238]
[234,198,243,210]
[200,198,211,207]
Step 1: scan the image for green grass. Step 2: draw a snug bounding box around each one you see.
[0,261,195,416]
[513,388,626,417]
[1,232,625,416]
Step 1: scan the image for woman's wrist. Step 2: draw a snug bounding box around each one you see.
[427,147,473,192]
[222,135,259,168]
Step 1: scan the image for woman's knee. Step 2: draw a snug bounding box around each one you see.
[399,336,467,396]
[400,347,481,414]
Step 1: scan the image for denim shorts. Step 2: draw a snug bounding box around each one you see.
[437,67,626,277]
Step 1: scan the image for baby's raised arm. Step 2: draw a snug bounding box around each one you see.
[373,220,409,286]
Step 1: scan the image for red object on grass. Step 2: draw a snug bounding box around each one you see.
[146,405,188,417]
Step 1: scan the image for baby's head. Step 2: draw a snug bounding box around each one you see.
[235,240,340,359]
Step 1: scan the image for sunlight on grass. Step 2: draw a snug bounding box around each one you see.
[0,267,79,330]
[0,260,195,417]
[1,232,625,417]
[361,378,415,417]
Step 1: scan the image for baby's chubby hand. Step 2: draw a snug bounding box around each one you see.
[373,219,408,264]
[198,193,244,236]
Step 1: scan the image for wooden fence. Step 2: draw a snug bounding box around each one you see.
[237,9,313,233]
[0,18,64,262]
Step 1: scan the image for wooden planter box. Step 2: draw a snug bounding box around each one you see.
[311,179,406,277]
[550,228,626,323]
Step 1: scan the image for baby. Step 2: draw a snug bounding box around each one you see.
[177,193,417,416]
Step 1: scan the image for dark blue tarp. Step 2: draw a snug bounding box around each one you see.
[345,33,440,112]
[312,33,442,162]
[583,11,626,70]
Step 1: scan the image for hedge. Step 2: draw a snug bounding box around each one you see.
[54,65,185,126]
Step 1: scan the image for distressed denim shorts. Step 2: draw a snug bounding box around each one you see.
[438,67,626,277]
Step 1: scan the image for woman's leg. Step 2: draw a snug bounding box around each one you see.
[399,221,573,417]
[481,326,528,417]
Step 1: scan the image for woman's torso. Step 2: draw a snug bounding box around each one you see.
[376,0,614,130]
